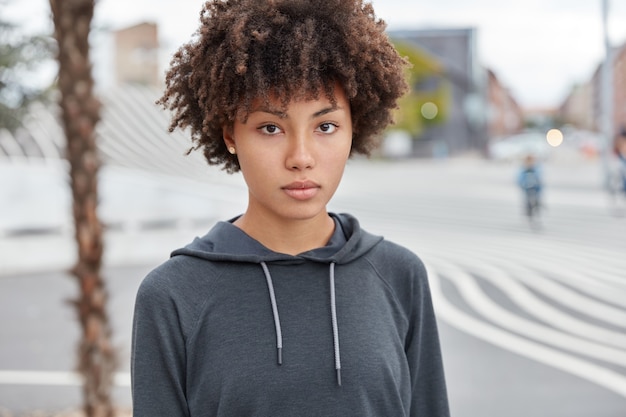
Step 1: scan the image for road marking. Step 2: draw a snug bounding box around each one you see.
[420,239,626,318]
[433,250,626,348]
[427,266,626,399]
[429,257,626,367]
[0,370,130,387]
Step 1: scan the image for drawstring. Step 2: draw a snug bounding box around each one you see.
[260,261,341,386]
[329,262,341,386]
[261,261,283,365]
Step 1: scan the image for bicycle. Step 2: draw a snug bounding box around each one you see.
[523,186,542,228]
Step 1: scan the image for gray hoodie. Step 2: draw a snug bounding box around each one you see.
[131,213,449,416]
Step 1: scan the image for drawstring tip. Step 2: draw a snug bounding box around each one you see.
[336,369,342,386]
[277,347,282,365]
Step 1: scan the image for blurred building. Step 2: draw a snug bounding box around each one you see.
[559,83,594,131]
[486,69,525,139]
[559,41,626,135]
[113,22,160,88]
[389,28,519,157]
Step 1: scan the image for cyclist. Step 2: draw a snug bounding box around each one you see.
[517,154,543,226]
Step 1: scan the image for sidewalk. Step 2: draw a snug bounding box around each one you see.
[0,160,247,276]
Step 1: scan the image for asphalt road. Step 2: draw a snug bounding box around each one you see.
[1,155,625,416]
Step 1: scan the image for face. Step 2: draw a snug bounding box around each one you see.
[223,84,353,225]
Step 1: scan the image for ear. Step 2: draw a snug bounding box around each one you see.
[223,126,235,149]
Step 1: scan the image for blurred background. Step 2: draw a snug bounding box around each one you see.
[1,0,626,416]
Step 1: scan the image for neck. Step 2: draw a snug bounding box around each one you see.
[233,211,335,255]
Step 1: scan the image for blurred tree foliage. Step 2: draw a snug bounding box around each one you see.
[391,41,451,138]
[0,4,54,132]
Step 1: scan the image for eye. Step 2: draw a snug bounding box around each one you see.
[317,122,338,134]
[259,124,282,135]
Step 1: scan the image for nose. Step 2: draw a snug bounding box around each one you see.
[285,132,315,170]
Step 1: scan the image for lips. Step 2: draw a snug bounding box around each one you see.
[282,180,320,200]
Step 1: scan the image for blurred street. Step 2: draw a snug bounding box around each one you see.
[1,154,626,416]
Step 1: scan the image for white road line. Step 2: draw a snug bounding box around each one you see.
[433,251,626,348]
[427,266,626,399]
[0,370,130,387]
[492,241,626,293]
[421,239,626,313]
[506,261,626,327]
[429,257,626,367]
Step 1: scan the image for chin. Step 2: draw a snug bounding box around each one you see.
[280,206,328,222]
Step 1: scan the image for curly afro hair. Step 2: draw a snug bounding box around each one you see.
[158,0,410,173]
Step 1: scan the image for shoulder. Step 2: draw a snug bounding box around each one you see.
[365,239,428,287]
[361,238,434,315]
[135,254,223,310]
[370,239,426,269]
[140,255,202,289]
[134,255,230,339]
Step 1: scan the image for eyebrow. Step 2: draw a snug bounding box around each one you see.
[253,105,343,120]
[312,106,342,119]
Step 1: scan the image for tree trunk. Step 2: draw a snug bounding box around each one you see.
[49,1,117,416]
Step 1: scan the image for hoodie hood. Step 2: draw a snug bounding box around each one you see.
[171,212,382,264]
[170,212,383,386]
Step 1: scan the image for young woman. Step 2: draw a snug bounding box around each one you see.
[131,1,450,416]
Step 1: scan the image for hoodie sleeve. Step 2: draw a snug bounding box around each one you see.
[131,267,190,417]
[370,240,449,416]
[405,257,450,417]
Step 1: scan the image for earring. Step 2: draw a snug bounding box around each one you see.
[228,146,236,155]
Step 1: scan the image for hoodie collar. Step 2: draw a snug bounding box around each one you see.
[170,212,382,264]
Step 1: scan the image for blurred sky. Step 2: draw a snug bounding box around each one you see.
[4,0,626,109]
